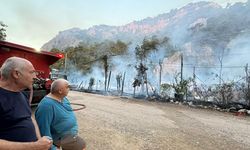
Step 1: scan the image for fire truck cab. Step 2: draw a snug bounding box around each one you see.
[0,41,64,104]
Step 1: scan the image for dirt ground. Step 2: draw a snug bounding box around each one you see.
[67,91,250,150]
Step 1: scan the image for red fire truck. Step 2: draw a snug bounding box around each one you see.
[0,41,64,104]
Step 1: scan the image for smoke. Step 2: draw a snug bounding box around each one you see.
[66,30,250,94]
[223,33,250,79]
[66,0,250,95]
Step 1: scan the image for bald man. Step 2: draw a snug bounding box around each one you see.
[35,79,86,150]
[0,57,52,150]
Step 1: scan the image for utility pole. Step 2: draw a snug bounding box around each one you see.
[245,64,248,85]
[159,59,163,91]
[193,66,197,99]
[219,49,224,86]
[193,66,196,88]
[245,63,250,106]
[193,66,196,82]
[181,53,183,82]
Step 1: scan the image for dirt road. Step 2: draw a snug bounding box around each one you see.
[68,91,250,150]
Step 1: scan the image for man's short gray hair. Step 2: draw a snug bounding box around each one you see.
[0,57,27,80]
[50,78,68,94]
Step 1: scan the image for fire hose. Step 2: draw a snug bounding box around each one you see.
[70,103,86,111]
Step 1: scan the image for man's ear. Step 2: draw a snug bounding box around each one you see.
[58,89,63,94]
[12,70,20,79]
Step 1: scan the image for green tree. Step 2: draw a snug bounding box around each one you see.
[0,21,7,41]
[172,73,192,101]
[49,40,128,74]
[50,48,65,70]
[135,36,172,62]
[110,40,128,55]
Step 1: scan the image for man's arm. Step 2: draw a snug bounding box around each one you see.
[0,137,52,150]
[35,102,58,150]
[31,116,41,139]
[28,86,41,139]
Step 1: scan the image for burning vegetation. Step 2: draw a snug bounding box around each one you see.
[51,36,250,115]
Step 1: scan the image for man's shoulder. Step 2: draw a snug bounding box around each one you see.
[0,88,27,106]
[0,87,18,96]
[36,97,56,114]
[63,97,70,103]
[38,97,56,106]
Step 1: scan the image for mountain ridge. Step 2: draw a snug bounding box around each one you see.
[41,1,224,51]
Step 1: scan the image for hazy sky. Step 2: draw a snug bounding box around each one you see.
[0,0,247,49]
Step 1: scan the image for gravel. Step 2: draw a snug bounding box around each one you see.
[68,91,250,150]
